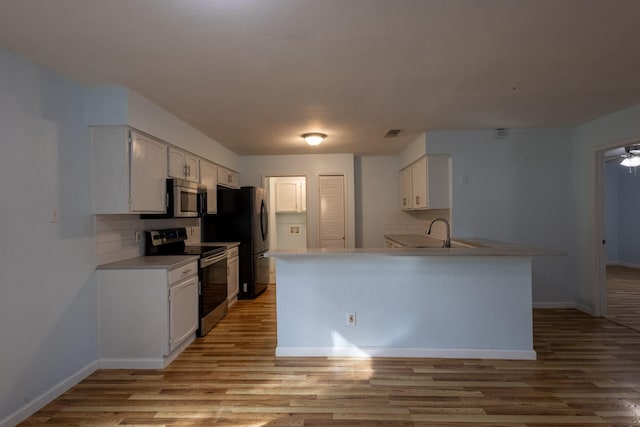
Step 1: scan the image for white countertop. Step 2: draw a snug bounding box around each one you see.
[97,255,199,270]
[267,235,562,258]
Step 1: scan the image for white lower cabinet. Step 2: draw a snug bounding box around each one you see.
[98,261,199,369]
[227,246,239,306]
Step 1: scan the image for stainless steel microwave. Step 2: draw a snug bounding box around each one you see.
[141,178,206,219]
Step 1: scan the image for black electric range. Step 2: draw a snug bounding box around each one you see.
[145,227,228,336]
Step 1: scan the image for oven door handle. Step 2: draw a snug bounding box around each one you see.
[201,252,227,268]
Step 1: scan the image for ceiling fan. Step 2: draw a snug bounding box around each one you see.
[603,144,640,167]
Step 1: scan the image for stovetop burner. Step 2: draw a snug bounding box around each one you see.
[144,227,225,258]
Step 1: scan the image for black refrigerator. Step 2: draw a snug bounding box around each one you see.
[202,186,270,299]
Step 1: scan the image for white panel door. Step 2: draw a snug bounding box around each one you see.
[318,175,346,248]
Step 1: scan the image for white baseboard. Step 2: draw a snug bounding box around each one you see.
[99,334,194,369]
[618,262,640,269]
[99,358,165,369]
[574,302,595,315]
[276,346,536,360]
[606,261,640,269]
[0,360,98,427]
[532,301,575,309]
[532,301,594,316]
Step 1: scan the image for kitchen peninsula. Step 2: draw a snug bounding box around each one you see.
[268,239,558,361]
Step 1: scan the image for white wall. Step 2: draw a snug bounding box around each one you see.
[354,156,398,247]
[427,129,575,304]
[573,104,640,313]
[239,154,355,248]
[0,49,97,424]
[85,87,240,171]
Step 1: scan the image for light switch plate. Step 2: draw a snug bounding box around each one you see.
[50,207,60,223]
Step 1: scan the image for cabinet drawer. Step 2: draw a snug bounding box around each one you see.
[169,261,198,284]
[227,246,239,258]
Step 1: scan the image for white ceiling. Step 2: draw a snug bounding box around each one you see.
[2,0,640,156]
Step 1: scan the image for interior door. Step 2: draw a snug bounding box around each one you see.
[318,175,346,248]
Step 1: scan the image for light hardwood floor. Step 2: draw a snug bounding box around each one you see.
[21,286,640,426]
[606,264,640,332]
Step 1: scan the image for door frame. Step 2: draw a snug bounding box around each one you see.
[262,175,310,249]
[593,135,640,316]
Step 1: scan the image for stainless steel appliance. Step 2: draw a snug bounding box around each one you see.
[145,227,227,336]
[142,178,206,219]
[202,186,269,299]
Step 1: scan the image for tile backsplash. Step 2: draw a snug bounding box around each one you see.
[96,215,201,265]
[383,208,452,241]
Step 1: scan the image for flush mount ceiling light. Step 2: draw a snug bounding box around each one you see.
[302,132,326,146]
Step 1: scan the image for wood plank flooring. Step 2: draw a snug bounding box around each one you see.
[606,264,640,332]
[21,286,640,426]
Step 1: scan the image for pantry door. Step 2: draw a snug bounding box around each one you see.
[318,175,346,248]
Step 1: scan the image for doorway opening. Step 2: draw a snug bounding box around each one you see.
[265,176,308,283]
[600,144,640,331]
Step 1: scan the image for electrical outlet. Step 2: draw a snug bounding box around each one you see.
[191,226,197,236]
[346,312,356,325]
[135,231,141,243]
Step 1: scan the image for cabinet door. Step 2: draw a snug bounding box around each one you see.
[200,161,218,214]
[130,133,167,212]
[168,275,199,353]
[400,167,413,209]
[299,181,306,212]
[168,147,186,179]
[217,167,239,189]
[275,182,298,212]
[411,157,428,209]
[227,255,239,302]
[185,154,200,182]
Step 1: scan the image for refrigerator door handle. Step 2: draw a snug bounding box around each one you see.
[260,199,268,242]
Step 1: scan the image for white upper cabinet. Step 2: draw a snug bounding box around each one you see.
[199,160,218,214]
[400,166,413,209]
[92,127,167,214]
[275,178,306,212]
[168,147,199,182]
[400,155,451,210]
[217,166,240,189]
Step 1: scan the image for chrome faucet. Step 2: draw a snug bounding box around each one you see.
[426,217,451,248]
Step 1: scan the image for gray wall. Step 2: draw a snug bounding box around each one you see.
[0,49,97,422]
[355,155,398,248]
[427,129,575,304]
